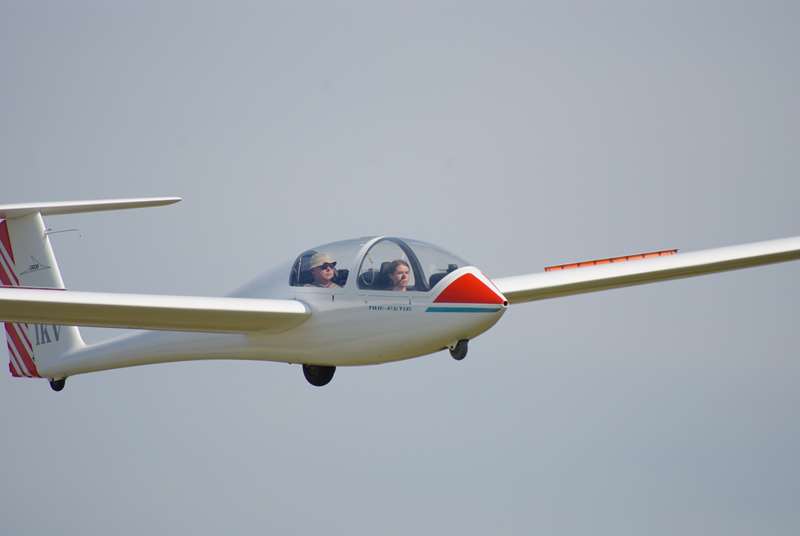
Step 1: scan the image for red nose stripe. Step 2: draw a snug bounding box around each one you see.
[434,273,504,304]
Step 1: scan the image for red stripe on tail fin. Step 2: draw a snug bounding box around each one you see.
[0,251,14,286]
[1,219,28,377]
[0,220,14,263]
[0,267,11,286]
[19,325,33,353]
[7,341,30,377]
[5,323,39,378]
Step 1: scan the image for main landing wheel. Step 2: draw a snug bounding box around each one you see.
[449,339,469,361]
[49,378,67,392]
[302,364,336,387]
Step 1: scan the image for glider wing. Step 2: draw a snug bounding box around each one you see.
[493,236,800,304]
[0,288,310,333]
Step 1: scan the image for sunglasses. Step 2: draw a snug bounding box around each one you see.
[317,263,336,270]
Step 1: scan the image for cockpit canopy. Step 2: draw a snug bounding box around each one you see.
[289,236,470,292]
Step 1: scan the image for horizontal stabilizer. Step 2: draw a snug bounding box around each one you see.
[494,236,800,304]
[0,197,181,219]
[0,288,310,333]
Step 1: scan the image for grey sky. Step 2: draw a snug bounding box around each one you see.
[1,2,798,534]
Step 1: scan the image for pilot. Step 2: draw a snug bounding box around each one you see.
[387,259,411,291]
[305,252,340,288]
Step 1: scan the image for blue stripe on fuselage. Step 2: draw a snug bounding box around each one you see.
[425,306,501,313]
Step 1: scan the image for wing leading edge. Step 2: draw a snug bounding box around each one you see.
[0,288,310,333]
[493,236,800,304]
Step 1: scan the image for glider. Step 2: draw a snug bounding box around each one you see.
[0,197,797,390]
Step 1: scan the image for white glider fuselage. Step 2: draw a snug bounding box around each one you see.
[41,264,506,378]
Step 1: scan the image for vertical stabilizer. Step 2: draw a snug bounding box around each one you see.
[1,214,84,378]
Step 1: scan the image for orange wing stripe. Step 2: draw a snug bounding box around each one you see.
[545,249,678,272]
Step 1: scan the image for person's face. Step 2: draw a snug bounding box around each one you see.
[312,263,336,284]
[390,264,410,288]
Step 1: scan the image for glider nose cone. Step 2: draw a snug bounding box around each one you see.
[426,268,507,342]
[432,269,508,308]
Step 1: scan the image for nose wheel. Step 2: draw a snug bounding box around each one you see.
[302,364,336,386]
[449,339,468,361]
[49,378,67,392]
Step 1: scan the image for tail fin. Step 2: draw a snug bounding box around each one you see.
[1,215,83,377]
[0,196,180,378]
[1,218,38,377]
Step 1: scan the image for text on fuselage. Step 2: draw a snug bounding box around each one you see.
[368,305,412,312]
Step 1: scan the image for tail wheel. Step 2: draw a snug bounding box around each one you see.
[302,364,336,387]
[49,378,67,392]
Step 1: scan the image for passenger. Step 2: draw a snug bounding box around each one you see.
[387,259,411,291]
[305,253,340,288]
